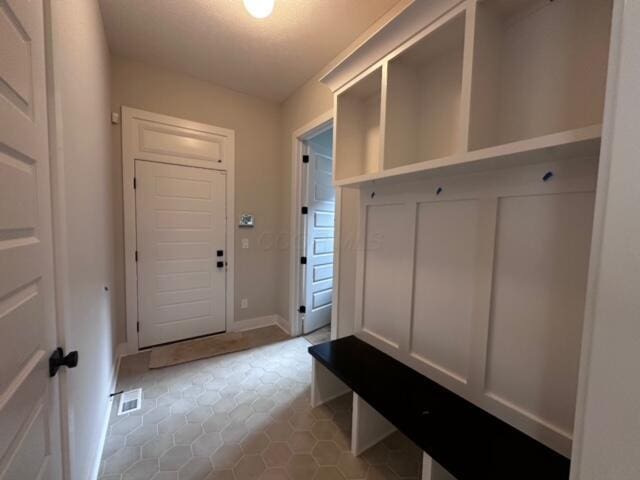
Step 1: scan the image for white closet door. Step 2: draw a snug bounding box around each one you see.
[0,0,63,477]
[136,161,226,347]
[303,151,336,334]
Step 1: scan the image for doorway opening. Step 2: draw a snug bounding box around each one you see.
[298,124,335,344]
[290,112,337,344]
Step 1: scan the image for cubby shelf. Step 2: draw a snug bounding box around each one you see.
[335,124,602,187]
[332,0,611,187]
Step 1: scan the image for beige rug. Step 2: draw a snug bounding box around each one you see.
[148,325,289,369]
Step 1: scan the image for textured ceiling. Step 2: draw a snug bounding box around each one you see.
[98,0,400,101]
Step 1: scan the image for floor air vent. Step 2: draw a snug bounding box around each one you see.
[117,388,142,415]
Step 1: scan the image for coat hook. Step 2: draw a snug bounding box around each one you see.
[371,192,376,199]
[436,187,443,195]
[542,171,554,182]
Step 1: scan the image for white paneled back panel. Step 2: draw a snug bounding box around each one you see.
[354,157,598,456]
[485,192,594,438]
[410,199,479,386]
[358,202,413,350]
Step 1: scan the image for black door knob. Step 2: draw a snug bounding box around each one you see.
[49,348,79,377]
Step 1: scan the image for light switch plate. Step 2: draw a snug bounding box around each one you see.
[242,238,249,249]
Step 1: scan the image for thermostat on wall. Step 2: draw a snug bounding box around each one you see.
[239,214,255,228]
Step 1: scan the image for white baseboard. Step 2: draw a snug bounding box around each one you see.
[115,341,129,359]
[274,314,291,335]
[231,314,291,334]
[90,342,126,480]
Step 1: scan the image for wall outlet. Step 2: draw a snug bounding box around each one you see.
[242,238,249,249]
[241,298,248,309]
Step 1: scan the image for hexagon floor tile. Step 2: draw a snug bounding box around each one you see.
[98,338,421,480]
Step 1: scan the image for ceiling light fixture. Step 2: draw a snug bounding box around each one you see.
[243,0,275,19]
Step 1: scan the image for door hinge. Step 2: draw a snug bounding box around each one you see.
[301,206,308,215]
[135,250,138,262]
[300,256,307,265]
[136,322,139,332]
[298,305,306,314]
[302,154,309,164]
[133,177,137,189]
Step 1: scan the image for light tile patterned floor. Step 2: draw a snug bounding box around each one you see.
[99,337,422,480]
[303,326,331,346]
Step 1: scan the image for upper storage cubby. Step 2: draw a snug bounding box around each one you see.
[335,68,383,181]
[384,12,466,169]
[468,0,612,151]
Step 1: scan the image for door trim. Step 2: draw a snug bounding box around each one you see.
[121,107,235,353]
[288,110,335,337]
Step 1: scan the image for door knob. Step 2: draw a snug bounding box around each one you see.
[49,348,79,377]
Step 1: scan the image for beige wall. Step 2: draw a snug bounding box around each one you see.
[111,56,282,342]
[111,2,408,341]
[48,0,117,477]
[278,75,333,320]
[278,75,360,338]
[275,3,411,335]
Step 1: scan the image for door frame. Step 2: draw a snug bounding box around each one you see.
[288,110,337,337]
[122,107,235,353]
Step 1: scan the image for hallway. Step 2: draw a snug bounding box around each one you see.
[99,339,421,480]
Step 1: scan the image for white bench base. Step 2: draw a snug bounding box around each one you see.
[422,453,457,480]
[311,359,350,408]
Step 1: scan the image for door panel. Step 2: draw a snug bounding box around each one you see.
[0,0,62,478]
[136,161,227,347]
[303,148,336,334]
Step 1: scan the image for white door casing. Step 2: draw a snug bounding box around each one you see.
[0,0,63,478]
[288,110,334,338]
[122,107,235,353]
[302,146,336,334]
[136,161,227,347]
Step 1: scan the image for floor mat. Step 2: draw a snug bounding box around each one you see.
[148,324,289,368]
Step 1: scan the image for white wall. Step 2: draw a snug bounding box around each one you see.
[47,0,118,478]
[570,1,640,478]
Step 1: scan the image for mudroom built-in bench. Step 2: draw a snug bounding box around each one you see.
[309,336,570,479]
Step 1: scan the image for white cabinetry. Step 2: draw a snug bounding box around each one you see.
[323,0,613,459]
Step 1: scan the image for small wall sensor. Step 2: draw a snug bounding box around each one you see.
[111,112,120,124]
[239,214,255,228]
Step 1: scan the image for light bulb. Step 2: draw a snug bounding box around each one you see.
[243,0,275,19]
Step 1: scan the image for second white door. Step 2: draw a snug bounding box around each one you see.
[303,147,336,334]
[136,161,227,347]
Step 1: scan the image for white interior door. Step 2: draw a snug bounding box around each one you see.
[0,0,63,478]
[303,146,336,334]
[136,161,227,348]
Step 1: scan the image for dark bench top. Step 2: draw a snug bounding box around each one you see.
[308,335,570,480]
